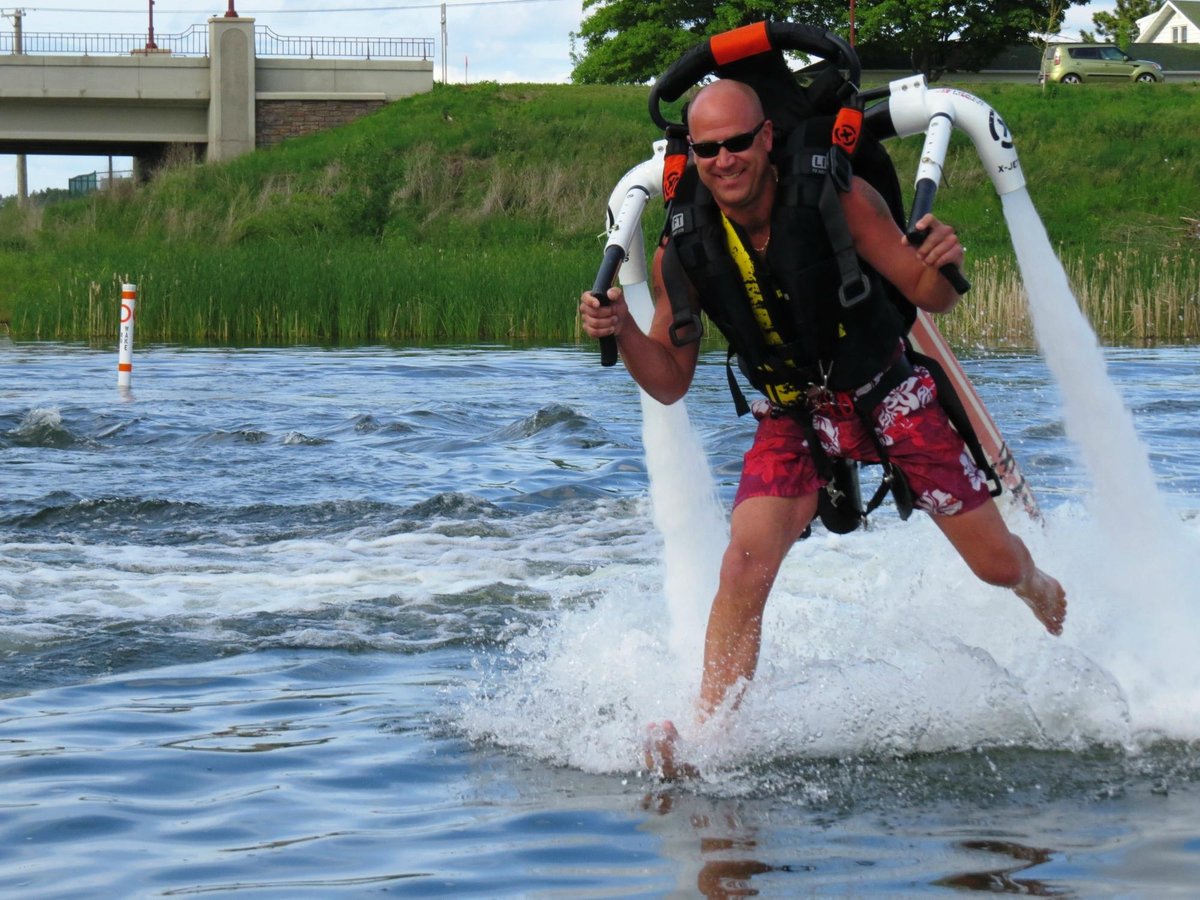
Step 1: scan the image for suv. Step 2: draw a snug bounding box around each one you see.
[1040,44,1165,84]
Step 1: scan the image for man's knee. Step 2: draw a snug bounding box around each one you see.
[967,534,1029,588]
[719,539,780,589]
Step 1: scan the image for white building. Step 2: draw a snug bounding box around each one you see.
[1136,1,1200,44]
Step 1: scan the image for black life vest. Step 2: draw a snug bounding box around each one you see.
[662,115,913,406]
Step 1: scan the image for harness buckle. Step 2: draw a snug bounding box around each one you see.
[668,312,704,347]
[838,272,871,308]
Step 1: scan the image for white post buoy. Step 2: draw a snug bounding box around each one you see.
[118,283,137,388]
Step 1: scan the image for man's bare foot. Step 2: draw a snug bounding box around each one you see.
[1015,568,1067,636]
[643,721,699,781]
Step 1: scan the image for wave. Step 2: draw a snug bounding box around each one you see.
[492,403,619,448]
[3,407,94,450]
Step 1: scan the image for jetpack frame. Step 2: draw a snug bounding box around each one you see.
[588,23,1041,521]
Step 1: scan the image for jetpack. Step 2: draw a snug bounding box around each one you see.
[588,20,1041,522]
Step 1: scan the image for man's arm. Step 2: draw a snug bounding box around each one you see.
[841,176,965,314]
[578,244,700,405]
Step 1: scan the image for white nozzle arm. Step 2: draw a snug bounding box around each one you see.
[878,77,1026,196]
[601,141,665,285]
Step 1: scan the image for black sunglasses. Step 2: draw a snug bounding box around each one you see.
[688,120,766,159]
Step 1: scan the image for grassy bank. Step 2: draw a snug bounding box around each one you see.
[0,80,1197,347]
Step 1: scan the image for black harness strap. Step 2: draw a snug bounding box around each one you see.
[660,237,704,348]
[816,150,872,310]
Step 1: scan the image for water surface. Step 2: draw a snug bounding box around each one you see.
[2,340,1198,896]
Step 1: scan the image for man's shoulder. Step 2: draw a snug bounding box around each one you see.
[842,176,894,224]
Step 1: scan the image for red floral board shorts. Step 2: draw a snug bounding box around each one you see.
[734,366,992,517]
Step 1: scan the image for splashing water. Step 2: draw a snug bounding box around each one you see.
[468,210,1198,777]
[617,192,1200,758]
[1002,188,1200,733]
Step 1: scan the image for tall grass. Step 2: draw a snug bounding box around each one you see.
[940,249,1200,348]
[0,81,1196,347]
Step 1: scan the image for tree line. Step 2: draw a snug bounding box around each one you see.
[568,0,1165,84]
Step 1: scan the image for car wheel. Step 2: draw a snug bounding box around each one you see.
[1136,73,1156,83]
[1061,73,1082,84]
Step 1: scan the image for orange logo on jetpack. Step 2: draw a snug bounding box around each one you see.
[832,108,862,155]
[662,153,687,202]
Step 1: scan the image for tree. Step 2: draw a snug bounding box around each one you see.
[571,0,1089,86]
[854,0,1085,80]
[569,0,841,85]
[1092,0,1161,48]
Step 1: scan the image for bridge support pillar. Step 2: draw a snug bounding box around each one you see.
[207,15,256,162]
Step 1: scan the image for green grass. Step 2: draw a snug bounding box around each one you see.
[1,80,1197,346]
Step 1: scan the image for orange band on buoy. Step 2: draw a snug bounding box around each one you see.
[122,290,136,299]
[710,22,771,66]
[118,363,133,372]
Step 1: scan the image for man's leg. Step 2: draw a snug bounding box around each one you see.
[645,491,817,779]
[931,499,1067,636]
[699,491,819,715]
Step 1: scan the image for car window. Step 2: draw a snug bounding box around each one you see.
[1071,48,1100,60]
[1099,47,1129,61]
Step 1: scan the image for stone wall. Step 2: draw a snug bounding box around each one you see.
[256,99,386,147]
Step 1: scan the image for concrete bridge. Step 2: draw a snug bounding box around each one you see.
[0,15,433,181]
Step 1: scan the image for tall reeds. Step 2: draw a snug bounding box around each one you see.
[941,249,1200,348]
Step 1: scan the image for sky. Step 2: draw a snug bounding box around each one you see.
[1,0,1115,198]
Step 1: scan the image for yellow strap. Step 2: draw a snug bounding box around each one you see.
[720,214,782,347]
[720,214,801,407]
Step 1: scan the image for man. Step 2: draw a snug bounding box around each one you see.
[578,79,1066,777]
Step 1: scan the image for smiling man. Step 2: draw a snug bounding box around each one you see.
[578,78,1066,779]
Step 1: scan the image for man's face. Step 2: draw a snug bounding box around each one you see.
[688,91,774,215]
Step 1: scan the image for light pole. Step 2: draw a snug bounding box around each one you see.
[146,0,157,49]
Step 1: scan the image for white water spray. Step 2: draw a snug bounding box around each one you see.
[1003,188,1200,730]
[1004,191,1175,545]
[622,281,727,670]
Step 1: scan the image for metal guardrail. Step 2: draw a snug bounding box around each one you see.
[68,169,135,196]
[0,25,433,59]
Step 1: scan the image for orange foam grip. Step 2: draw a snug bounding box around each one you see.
[710,22,771,66]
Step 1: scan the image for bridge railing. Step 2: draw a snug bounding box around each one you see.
[0,25,433,59]
[255,27,432,60]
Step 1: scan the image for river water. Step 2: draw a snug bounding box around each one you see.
[2,339,1199,896]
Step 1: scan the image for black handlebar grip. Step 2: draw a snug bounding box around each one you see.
[590,244,626,367]
[906,226,972,295]
[590,291,619,367]
[939,263,971,295]
[907,179,970,295]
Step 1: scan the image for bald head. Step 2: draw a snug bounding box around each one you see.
[688,80,765,140]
